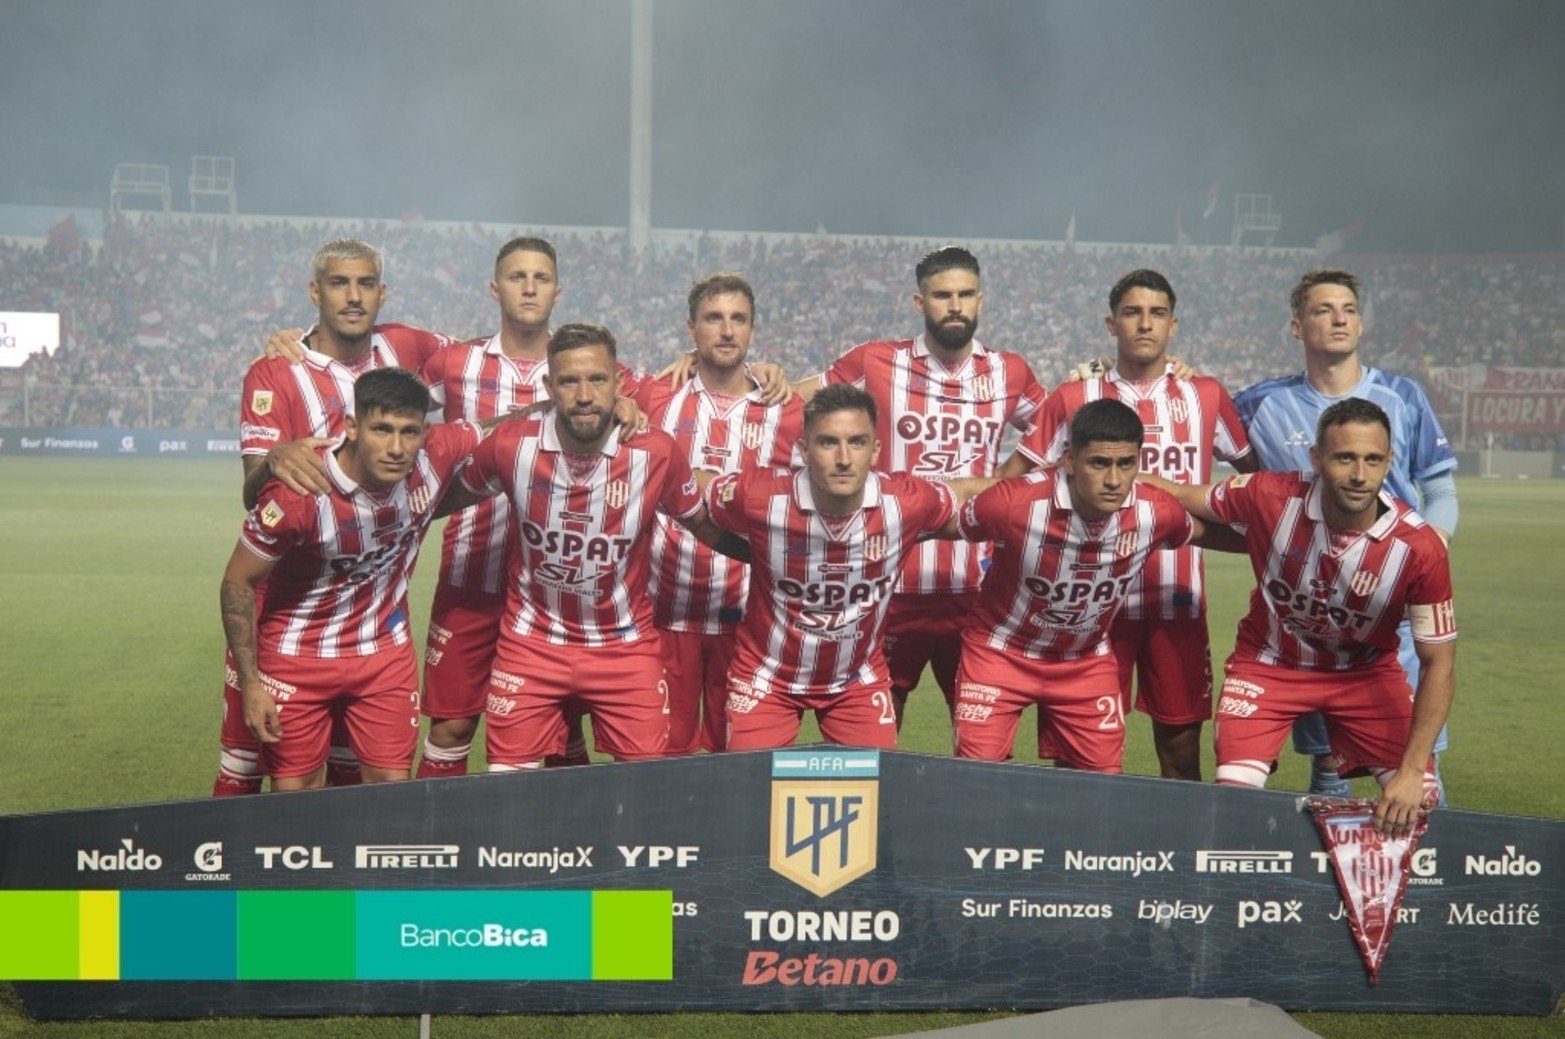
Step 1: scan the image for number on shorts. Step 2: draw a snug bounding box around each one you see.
[1095,694,1124,731]
[871,689,896,726]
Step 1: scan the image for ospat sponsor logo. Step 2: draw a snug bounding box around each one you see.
[1464,845,1541,877]
[77,838,163,873]
[1236,899,1303,927]
[1195,850,1293,874]
[356,844,460,870]
[741,910,899,987]
[186,841,231,882]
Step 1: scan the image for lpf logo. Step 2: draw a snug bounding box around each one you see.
[769,749,879,896]
[604,479,630,510]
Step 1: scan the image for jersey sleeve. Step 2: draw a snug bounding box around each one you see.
[823,342,872,388]
[1206,470,1269,530]
[1016,390,1069,466]
[772,400,806,468]
[426,421,482,480]
[238,486,311,561]
[459,425,511,498]
[1152,487,1196,550]
[704,471,749,534]
[1404,531,1458,645]
[954,478,1014,543]
[1007,355,1048,433]
[380,323,452,372]
[1400,379,1459,482]
[1210,380,1253,464]
[884,473,955,535]
[419,345,451,417]
[239,360,297,456]
[657,440,703,520]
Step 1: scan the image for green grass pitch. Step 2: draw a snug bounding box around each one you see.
[0,458,1560,1037]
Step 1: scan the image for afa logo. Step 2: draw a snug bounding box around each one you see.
[769,749,880,897]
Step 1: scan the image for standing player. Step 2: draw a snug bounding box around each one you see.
[1235,269,1458,800]
[794,246,1047,727]
[642,273,803,754]
[457,324,743,768]
[215,238,450,796]
[1151,398,1456,836]
[219,368,480,790]
[415,237,636,776]
[998,270,1254,780]
[952,400,1199,772]
[708,385,988,751]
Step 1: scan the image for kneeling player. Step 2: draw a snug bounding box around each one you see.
[219,369,479,789]
[951,399,1198,772]
[1147,398,1456,836]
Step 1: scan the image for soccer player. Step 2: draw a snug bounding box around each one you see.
[1150,398,1456,837]
[707,385,988,752]
[1234,269,1458,800]
[951,399,1200,772]
[214,238,450,796]
[219,368,480,791]
[415,236,643,777]
[456,323,742,768]
[997,270,1255,780]
[792,246,1047,728]
[641,273,803,754]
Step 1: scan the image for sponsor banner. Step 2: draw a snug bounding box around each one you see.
[0,889,670,981]
[0,428,239,456]
[1462,392,1565,434]
[2,752,1561,1018]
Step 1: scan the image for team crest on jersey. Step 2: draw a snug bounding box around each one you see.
[769,749,880,897]
[408,485,432,516]
[863,534,888,562]
[741,422,766,450]
[971,375,995,403]
[251,390,274,416]
[604,479,630,510]
[1350,570,1381,597]
[1168,398,1189,424]
[260,501,285,528]
[1228,473,1253,489]
[1115,530,1138,560]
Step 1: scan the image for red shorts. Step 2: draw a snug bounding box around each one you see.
[659,627,736,754]
[255,649,420,779]
[724,677,898,752]
[485,637,668,766]
[1109,614,1214,725]
[1214,658,1426,786]
[954,641,1124,773]
[421,582,506,721]
[884,591,976,704]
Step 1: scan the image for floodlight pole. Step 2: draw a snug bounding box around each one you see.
[629,0,653,253]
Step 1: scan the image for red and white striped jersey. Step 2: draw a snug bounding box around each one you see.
[1015,371,1252,619]
[707,468,955,696]
[957,467,1193,660]
[460,414,701,647]
[239,323,449,456]
[422,335,649,594]
[642,374,804,634]
[823,335,1045,595]
[1206,470,1458,672]
[238,422,480,657]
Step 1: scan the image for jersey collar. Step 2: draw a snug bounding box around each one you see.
[540,411,622,460]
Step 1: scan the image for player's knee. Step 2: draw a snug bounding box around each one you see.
[428,716,479,745]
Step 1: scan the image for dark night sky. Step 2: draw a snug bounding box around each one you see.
[3,0,1563,251]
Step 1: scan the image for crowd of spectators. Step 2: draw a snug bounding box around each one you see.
[3,215,1562,439]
